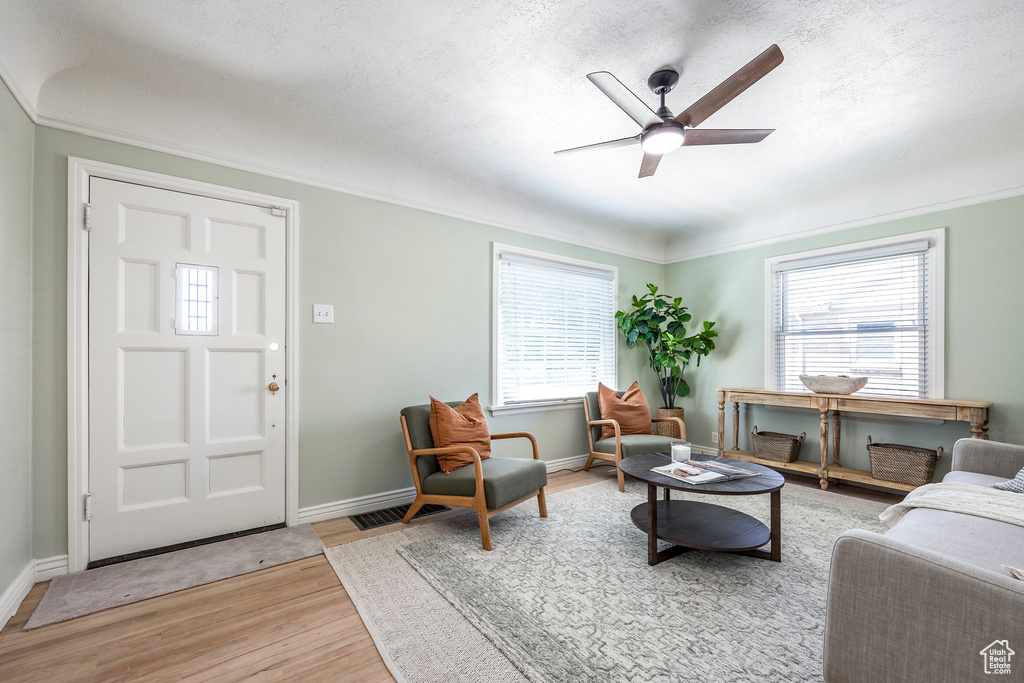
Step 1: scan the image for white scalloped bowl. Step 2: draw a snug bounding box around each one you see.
[799,374,868,395]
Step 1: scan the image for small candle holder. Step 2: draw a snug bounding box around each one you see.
[670,440,691,463]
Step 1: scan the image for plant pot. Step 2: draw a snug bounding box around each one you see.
[655,407,685,438]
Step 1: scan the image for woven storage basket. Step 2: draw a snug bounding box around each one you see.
[751,426,805,463]
[867,436,943,487]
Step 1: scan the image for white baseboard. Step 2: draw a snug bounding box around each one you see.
[35,555,69,582]
[298,486,418,524]
[0,561,35,631]
[297,454,594,525]
[544,453,590,472]
[692,444,718,456]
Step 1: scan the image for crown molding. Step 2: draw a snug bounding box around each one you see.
[14,66,1021,270]
[0,61,38,121]
[29,109,667,265]
[664,184,1024,264]
[0,60,666,264]
[16,86,1024,271]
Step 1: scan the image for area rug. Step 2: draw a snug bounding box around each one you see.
[26,524,324,629]
[327,480,887,683]
[325,519,528,683]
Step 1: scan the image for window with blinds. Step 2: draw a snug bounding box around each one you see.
[768,232,943,399]
[494,246,617,409]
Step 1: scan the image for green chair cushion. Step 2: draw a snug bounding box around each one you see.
[422,457,548,509]
[594,433,676,458]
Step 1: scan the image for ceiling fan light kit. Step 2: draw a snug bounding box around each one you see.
[641,124,685,154]
[556,44,785,178]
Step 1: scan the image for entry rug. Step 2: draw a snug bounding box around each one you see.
[327,480,886,683]
[25,524,324,629]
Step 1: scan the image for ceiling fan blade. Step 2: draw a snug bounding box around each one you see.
[639,152,662,178]
[554,134,641,155]
[587,72,664,129]
[682,128,774,145]
[674,44,784,128]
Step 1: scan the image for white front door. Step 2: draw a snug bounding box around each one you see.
[88,178,287,561]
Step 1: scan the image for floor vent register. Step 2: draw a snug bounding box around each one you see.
[350,503,450,531]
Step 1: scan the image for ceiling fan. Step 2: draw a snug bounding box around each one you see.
[555,44,784,178]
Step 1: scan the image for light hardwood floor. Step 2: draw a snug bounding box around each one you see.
[0,465,898,682]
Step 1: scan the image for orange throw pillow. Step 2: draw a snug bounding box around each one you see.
[597,381,654,441]
[428,393,491,474]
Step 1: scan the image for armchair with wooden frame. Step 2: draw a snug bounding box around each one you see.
[399,401,548,551]
[582,390,686,492]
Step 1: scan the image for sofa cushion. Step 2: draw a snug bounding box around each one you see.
[942,471,1007,487]
[594,434,675,458]
[883,508,1024,575]
[422,457,547,509]
[993,466,1024,493]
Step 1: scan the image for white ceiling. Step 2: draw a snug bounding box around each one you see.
[2,0,1023,263]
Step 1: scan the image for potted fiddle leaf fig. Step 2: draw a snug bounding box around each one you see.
[615,283,718,437]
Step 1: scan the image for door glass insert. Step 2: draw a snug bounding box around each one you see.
[176,263,219,335]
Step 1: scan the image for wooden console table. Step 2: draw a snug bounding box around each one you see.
[716,388,993,493]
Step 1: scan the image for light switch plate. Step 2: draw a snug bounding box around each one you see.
[313,304,334,324]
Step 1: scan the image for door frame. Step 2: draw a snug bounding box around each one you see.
[67,157,301,573]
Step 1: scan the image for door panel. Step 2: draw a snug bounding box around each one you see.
[208,349,264,441]
[122,206,189,247]
[121,349,188,448]
[120,260,160,333]
[89,178,287,561]
[233,272,265,336]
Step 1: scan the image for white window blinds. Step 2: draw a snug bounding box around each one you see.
[771,239,934,399]
[495,250,616,406]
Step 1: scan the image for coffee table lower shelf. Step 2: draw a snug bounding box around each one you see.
[630,499,776,565]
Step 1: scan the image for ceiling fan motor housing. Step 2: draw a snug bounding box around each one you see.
[644,69,686,151]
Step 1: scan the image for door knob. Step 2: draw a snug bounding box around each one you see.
[268,382,280,393]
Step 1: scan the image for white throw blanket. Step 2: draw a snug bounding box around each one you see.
[880,482,1024,528]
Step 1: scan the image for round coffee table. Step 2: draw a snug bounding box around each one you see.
[619,453,785,566]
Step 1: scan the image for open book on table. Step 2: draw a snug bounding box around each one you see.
[652,460,761,485]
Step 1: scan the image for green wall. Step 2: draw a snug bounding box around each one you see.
[0,79,35,592]
[12,78,1023,564]
[665,196,1024,479]
[29,126,663,558]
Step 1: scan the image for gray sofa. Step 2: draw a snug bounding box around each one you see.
[824,438,1024,683]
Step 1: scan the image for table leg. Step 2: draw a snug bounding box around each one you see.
[647,484,659,566]
[740,490,783,563]
[832,410,841,467]
[663,488,670,501]
[769,489,781,562]
[970,408,990,440]
[732,402,740,451]
[717,392,726,457]
[818,400,829,490]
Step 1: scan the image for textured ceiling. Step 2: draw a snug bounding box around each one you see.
[2,0,1023,262]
